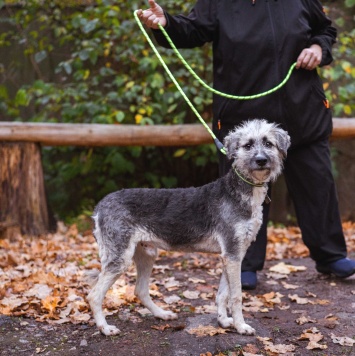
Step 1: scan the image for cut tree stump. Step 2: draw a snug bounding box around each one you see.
[0,142,49,237]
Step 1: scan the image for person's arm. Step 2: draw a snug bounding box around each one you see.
[138,0,218,49]
[308,0,337,67]
[296,0,337,70]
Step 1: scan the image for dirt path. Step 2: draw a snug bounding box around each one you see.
[1,255,354,356]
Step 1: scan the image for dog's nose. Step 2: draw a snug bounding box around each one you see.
[255,155,267,167]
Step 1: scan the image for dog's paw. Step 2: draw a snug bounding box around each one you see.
[236,323,256,336]
[99,324,121,336]
[158,310,178,321]
[218,317,234,329]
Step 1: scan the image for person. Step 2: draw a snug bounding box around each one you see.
[137,0,355,289]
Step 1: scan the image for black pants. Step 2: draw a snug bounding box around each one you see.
[218,138,348,271]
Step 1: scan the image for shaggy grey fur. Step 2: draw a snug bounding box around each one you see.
[88,119,290,336]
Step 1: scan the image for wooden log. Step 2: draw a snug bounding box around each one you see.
[0,142,49,237]
[331,118,355,139]
[0,118,354,147]
[0,122,211,147]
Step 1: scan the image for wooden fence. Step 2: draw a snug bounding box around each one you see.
[1,119,355,236]
[1,118,355,146]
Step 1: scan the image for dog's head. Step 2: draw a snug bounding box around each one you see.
[224,119,291,183]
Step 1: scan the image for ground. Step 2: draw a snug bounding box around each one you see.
[0,224,355,356]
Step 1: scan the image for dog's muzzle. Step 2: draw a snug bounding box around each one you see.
[254,154,269,170]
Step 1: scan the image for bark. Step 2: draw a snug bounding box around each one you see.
[0,142,49,237]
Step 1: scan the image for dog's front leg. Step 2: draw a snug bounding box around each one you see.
[223,257,256,335]
[216,272,233,328]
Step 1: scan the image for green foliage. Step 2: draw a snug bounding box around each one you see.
[0,0,354,219]
[0,0,217,219]
[320,2,355,117]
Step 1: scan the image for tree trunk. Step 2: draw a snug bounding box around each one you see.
[0,142,49,237]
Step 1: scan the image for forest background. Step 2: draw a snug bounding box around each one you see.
[0,0,354,225]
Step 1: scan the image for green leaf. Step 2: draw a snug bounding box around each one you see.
[14,88,30,106]
[345,0,355,8]
[114,111,125,123]
[34,50,47,63]
[79,49,90,61]
[63,61,72,75]
[0,85,9,99]
[82,19,98,34]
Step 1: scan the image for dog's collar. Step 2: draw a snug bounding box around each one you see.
[233,167,265,188]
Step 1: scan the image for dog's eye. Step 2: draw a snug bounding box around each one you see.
[265,141,273,148]
[244,143,252,150]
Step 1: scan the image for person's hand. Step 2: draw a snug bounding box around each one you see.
[137,0,167,29]
[296,44,322,70]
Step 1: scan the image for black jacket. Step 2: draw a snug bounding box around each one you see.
[152,0,337,148]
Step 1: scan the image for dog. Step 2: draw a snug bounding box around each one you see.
[87,119,290,336]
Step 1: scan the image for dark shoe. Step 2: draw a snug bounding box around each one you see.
[316,258,355,278]
[241,271,257,290]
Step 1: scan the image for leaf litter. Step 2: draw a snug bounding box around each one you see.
[0,221,355,355]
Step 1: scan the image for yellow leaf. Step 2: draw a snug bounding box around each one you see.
[135,114,143,124]
[343,105,352,115]
[174,149,186,157]
[83,69,90,80]
[41,296,61,314]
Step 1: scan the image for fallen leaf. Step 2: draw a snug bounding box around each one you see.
[243,343,260,354]
[152,324,185,331]
[151,324,171,331]
[187,325,228,337]
[163,295,181,304]
[312,299,330,306]
[288,294,310,304]
[188,277,206,284]
[281,281,299,290]
[0,296,28,310]
[41,296,61,315]
[257,336,296,354]
[163,277,181,291]
[183,290,200,300]
[306,291,317,298]
[331,333,355,346]
[70,311,91,323]
[296,316,316,325]
[306,341,328,350]
[264,343,296,354]
[136,308,152,316]
[299,327,327,350]
[24,284,52,300]
[269,262,307,274]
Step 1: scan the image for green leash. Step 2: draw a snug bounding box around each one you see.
[133,10,296,155]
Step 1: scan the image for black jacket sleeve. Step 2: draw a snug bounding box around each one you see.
[152,0,218,49]
[305,0,337,66]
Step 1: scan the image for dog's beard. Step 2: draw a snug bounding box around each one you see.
[251,169,270,182]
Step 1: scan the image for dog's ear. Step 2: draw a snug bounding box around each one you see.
[223,129,242,160]
[273,128,291,159]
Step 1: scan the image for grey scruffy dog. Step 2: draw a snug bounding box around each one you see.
[88,119,290,336]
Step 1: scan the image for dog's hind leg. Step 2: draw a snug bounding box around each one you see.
[216,272,234,328]
[133,243,178,320]
[87,267,122,336]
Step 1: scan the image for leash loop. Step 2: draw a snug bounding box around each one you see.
[133,10,296,155]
